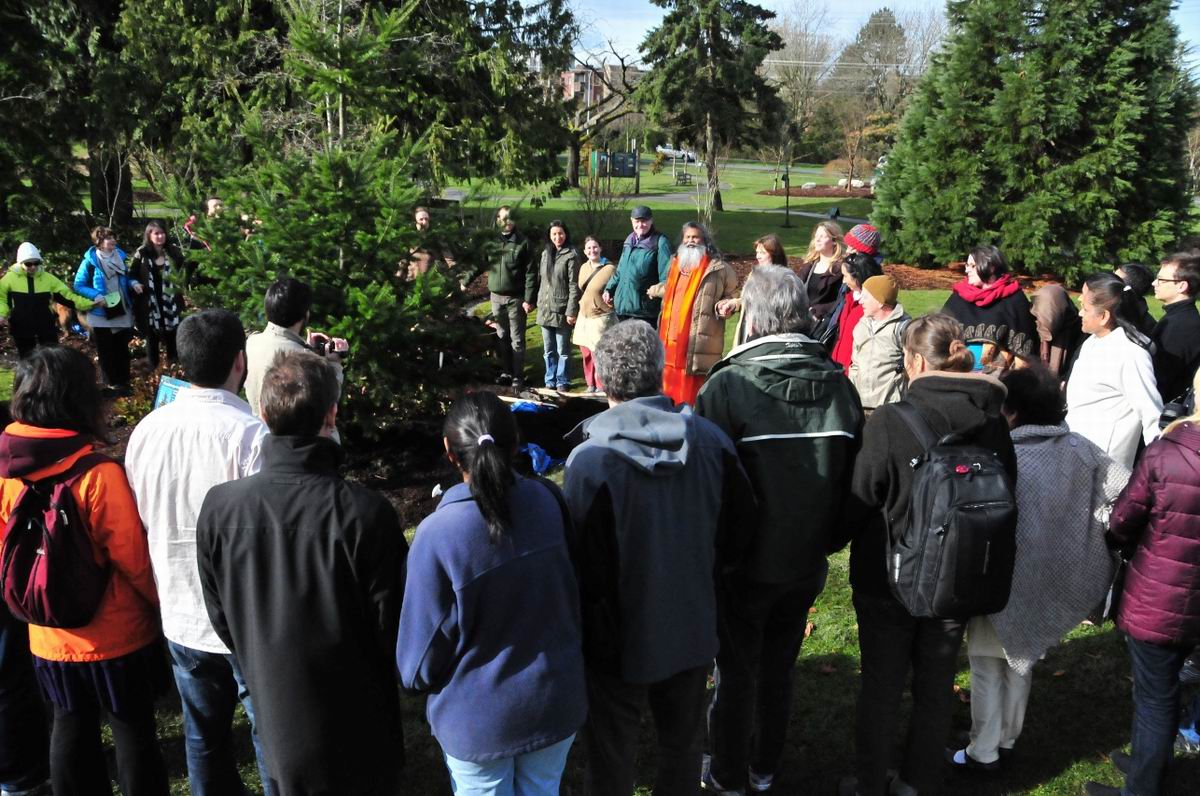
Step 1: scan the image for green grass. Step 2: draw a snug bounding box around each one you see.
[0,369,13,401]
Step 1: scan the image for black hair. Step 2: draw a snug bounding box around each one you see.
[1000,366,1066,426]
[264,277,313,328]
[177,310,247,387]
[443,391,518,544]
[11,347,106,439]
[545,219,572,257]
[1084,272,1144,341]
[1161,252,1200,299]
[1117,262,1154,296]
[842,252,882,287]
[969,245,1010,282]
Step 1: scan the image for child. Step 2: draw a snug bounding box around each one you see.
[0,243,100,357]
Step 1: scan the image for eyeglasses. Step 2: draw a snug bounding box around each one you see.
[1154,276,1184,283]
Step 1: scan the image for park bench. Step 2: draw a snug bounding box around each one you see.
[675,172,693,186]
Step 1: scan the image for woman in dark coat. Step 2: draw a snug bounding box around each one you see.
[1085,368,1200,796]
[130,221,187,367]
[835,313,1017,796]
[942,245,1037,359]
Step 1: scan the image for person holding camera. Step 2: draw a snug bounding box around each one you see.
[245,278,345,430]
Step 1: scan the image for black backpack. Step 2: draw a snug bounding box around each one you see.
[886,402,1017,619]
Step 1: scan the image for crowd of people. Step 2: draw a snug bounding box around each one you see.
[0,204,1198,796]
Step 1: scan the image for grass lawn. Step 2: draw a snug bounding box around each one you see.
[0,369,13,401]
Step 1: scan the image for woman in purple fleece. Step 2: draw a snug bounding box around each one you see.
[397,391,586,795]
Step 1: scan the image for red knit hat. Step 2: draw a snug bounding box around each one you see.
[844,224,881,256]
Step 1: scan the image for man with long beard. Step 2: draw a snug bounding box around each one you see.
[648,222,739,405]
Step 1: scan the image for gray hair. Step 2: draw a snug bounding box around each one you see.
[594,320,664,401]
[741,265,811,339]
[680,221,720,256]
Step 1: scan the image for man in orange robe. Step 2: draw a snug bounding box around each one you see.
[649,223,739,406]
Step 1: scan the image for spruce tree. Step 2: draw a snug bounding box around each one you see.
[872,0,1196,280]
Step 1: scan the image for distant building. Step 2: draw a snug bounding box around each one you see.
[561,64,644,126]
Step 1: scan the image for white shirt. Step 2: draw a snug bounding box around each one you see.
[125,387,267,653]
[1066,328,1162,470]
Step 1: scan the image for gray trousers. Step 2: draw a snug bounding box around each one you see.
[491,293,527,379]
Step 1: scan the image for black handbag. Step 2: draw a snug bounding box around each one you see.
[1160,386,1196,430]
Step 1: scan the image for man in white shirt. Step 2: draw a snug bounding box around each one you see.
[125,310,274,796]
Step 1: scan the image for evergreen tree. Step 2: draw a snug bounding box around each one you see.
[637,0,784,213]
[873,0,1196,280]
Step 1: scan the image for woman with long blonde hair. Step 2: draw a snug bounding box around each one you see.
[796,221,845,323]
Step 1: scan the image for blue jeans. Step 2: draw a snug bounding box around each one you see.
[540,326,570,388]
[1124,636,1188,796]
[168,641,275,796]
[443,734,575,796]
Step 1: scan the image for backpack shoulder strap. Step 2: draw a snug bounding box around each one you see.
[34,452,112,488]
[891,401,939,454]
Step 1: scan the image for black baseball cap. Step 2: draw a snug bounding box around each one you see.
[630,205,653,220]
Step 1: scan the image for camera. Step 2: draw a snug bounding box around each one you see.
[307,332,350,359]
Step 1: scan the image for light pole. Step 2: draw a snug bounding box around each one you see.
[782,160,791,228]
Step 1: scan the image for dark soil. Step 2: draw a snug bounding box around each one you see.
[759,185,874,198]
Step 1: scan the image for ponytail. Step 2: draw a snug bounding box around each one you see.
[903,313,975,373]
[443,392,518,544]
[1084,272,1147,343]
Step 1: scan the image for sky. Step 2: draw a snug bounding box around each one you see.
[573,0,1200,70]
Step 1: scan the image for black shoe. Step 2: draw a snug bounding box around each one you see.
[1108,748,1131,775]
[1180,657,1200,685]
[998,746,1015,765]
[495,372,513,386]
[1082,782,1120,796]
[945,747,1000,773]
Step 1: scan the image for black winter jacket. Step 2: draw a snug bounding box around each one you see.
[695,333,862,583]
[196,436,408,796]
[1151,300,1200,404]
[836,372,1017,599]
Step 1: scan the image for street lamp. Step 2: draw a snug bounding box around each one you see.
[782,162,791,228]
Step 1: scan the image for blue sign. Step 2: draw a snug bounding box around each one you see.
[154,376,192,409]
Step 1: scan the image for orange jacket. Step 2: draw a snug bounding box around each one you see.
[0,423,160,662]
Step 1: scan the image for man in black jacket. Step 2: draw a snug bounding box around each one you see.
[1150,252,1200,404]
[197,352,408,796]
[694,265,862,794]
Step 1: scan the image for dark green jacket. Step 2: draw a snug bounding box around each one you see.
[695,334,863,583]
[488,230,537,303]
[604,230,672,319]
[536,245,582,328]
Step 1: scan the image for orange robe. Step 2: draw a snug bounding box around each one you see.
[659,255,710,406]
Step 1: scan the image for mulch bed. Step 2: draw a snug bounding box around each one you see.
[759,186,874,198]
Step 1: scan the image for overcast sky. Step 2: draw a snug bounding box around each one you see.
[573,0,1200,70]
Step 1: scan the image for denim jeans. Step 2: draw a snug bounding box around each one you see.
[443,733,575,796]
[707,567,827,790]
[540,326,570,388]
[0,610,48,793]
[167,641,275,796]
[1124,636,1189,796]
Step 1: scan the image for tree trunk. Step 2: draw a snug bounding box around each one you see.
[706,111,723,213]
[87,142,134,228]
[566,135,581,188]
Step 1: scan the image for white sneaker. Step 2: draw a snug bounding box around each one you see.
[748,768,774,792]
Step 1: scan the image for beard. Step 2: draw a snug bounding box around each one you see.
[676,243,704,272]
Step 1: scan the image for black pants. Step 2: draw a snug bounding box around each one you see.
[584,664,707,796]
[92,327,132,387]
[0,610,49,791]
[50,696,167,796]
[145,328,177,367]
[853,591,966,796]
[707,568,826,789]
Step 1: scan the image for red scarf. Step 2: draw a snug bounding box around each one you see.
[952,274,1021,307]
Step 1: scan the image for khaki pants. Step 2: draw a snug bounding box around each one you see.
[966,654,1033,763]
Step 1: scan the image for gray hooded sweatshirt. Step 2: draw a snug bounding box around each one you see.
[564,394,754,684]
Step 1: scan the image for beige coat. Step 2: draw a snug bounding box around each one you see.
[648,257,739,375]
[849,303,910,410]
[573,259,615,350]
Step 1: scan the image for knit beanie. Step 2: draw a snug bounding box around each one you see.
[863,274,898,306]
[16,242,42,264]
[844,224,881,256]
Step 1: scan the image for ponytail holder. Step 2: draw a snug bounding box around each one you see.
[477,434,495,446]
[1123,284,1133,292]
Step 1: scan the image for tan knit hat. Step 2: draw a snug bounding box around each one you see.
[863,274,898,306]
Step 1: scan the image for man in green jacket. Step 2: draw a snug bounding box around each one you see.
[487,206,537,387]
[694,264,862,795]
[0,242,102,357]
[603,205,672,327]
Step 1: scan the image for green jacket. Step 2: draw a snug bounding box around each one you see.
[487,230,537,303]
[604,230,672,319]
[695,334,863,583]
[536,245,582,328]
[0,263,95,334]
